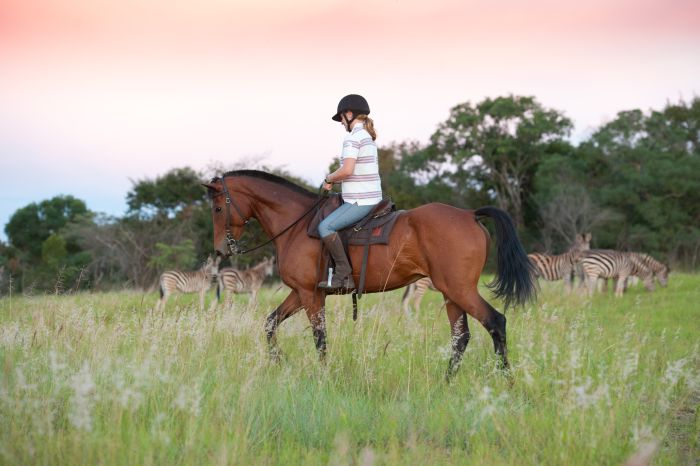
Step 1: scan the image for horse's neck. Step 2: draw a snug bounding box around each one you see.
[245,186,315,242]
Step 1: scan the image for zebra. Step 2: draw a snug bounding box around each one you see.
[628,252,670,287]
[579,249,655,297]
[156,255,220,311]
[603,252,670,292]
[217,256,275,309]
[527,233,591,291]
[401,277,436,313]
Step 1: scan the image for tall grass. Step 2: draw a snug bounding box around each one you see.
[1,275,698,465]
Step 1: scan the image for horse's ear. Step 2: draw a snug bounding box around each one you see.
[201,183,220,192]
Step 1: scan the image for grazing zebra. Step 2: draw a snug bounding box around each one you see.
[580,249,655,297]
[628,252,670,287]
[156,255,220,311]
[401,277,436,313]
[527,233,591,291]
[217,257,275,308]
[604,252,670,292]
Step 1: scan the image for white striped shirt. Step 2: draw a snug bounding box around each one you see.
[340,123,382,205]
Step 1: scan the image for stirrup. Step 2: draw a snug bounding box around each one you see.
[318,273,355,290]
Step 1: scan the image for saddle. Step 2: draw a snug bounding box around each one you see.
[307,193,404,314]
[307,194,401,245]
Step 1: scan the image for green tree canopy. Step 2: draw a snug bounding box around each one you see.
[148,240,197,272]
[416,95,573,227]
[575,98,700,260]
[127,167,206,217]
[5,195,90,261]
[41,234,68,269]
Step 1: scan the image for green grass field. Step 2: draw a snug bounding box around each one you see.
[1,274,698,465]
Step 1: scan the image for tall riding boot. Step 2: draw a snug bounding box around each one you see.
[318,233,355,290]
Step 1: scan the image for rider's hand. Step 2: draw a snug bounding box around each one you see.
[322,182,333,191]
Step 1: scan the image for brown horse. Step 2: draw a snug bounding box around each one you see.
[203,170,536,379]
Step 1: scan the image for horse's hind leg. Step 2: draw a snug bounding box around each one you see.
[444,297,471,382]
[479,297,508,369]
[265,290,302,361]
[444,289,509,370]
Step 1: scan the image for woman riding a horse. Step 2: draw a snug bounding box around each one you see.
[203,97,536,380]
[319,94,382,290]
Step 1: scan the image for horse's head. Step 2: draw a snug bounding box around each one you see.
[202,177,253,257]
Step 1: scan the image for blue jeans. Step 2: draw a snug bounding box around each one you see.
[318,202,376,238]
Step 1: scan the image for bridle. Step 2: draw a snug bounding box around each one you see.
[213,175,327,256]
[217,174,250,255]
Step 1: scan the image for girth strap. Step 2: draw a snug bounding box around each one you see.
[357,240,371,299]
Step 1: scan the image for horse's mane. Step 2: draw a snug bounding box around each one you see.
[219,170,316,199]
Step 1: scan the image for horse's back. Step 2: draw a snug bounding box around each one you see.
[354,202,488,291]
[402,203,482,239]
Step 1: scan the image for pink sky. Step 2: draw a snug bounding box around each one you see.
[1,0,699,236]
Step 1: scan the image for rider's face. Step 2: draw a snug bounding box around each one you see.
[341,111,353,130]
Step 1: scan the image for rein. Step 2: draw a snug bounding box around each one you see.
[217,175,327,255]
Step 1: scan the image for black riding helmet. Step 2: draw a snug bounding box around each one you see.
[332,94,370,122]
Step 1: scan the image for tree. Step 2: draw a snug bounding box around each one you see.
[5,195,90,261]
[573,98,700,266]
[534,185,617,252]
[380,142,443,208]
[148,240,197,272]
[419,95,573,228]
[65,214,194,289]
[127,167,205,218]
[41,234,68,269]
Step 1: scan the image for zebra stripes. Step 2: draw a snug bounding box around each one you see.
[580,249,656,297]
[400,249,667,306]
[217,257,275,308]
[401,277,437,313]
[627,252,670,287]
[528,233,591,291]
[156,255,220,311]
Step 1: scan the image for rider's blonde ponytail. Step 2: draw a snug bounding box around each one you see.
[355,115,377,141]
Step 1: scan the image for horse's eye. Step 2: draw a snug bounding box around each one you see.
[215,206,222,213]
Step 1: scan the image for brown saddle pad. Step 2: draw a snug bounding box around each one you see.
[307,194,403,245]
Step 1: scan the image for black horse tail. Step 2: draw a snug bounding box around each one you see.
[216,278,221,302]
[475,206,537,309]
[159,283,164,299]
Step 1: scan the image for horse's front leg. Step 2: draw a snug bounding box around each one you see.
[300,290,327,362]
[264,290,302,362]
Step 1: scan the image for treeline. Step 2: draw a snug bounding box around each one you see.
[0,164,311,293]
[381,95,700,262]
[1,95,698,293]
